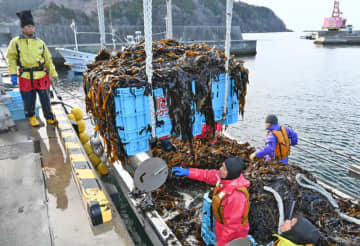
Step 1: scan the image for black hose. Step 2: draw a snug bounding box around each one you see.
[50,101,73,109]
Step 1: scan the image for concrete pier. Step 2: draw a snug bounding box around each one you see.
[314,30,360,45]
[0,71,134,245]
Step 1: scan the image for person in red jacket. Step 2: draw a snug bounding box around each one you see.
[172,157,250,246]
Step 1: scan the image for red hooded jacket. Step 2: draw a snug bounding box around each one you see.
[188,168,250,246]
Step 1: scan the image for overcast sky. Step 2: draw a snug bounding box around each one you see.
[240,0,359,31]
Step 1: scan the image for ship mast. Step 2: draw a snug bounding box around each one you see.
[331,0,341,18]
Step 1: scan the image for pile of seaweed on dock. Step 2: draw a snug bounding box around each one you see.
[83,39,248,162]
[151,136,360,245]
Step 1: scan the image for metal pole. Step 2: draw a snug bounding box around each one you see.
[166,0,173,39]
[299,137,360,163]
[143,0,156,138]
[294,145,353,172]
[97,0,106,49]
[70,19,79,51]
[112,28,116,51]
[223,0,234,121]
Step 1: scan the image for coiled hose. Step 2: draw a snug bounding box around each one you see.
[264,186,284,234]
[296,173,360,225]
[296,174,339,209]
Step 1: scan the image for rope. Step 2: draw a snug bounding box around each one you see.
[299,137,360,163]
[166,0,173,39]
[294,145,354,173]
[143,0,156,138]
[97,0,106,49]
[223,0,234,121]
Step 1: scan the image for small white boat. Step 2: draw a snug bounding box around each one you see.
[56,47,96,73]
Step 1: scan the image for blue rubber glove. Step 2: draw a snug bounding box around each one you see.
[171,167,189,177]
[11,75,17,87]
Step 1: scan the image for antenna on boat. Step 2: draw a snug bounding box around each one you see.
[70,19,79,51]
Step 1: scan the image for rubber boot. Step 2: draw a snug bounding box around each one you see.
[47,118,57,125]
[29,116,40,127]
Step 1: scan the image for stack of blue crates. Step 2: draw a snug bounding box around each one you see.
[115,87,150,155]
[192,81,203,136]
[201,192,217,245]
[212,74,226,121]
[211,73,240,125]
[5,91,40,121]
[153,88,172,138]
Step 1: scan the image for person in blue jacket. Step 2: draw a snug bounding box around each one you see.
[250,115,298,164]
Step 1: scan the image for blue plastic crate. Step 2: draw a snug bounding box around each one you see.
[115,87,151,143]
[116,112,149,134]
[201,192,217,245]
[9,105,40,121]
[123,136,149,156]
[193,112,203,136]
[153,88,172,138]
[211,73,226,110]
[221,109,239,125]
[118,127,149,142]
[115,87,148,115]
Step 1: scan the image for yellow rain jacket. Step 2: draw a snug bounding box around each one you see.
[7,35,58,79]
[271,234,312,246]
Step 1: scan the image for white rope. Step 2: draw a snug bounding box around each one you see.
[143,0,156,138]
[97,0,106,49]
[223,0,234,120]
[166,0,173,39]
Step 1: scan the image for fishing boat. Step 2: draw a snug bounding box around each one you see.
[56,47,96,74]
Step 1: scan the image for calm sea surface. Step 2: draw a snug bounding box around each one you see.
[57,31,360,244]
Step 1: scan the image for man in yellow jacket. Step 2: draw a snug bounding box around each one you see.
[271,216,321,246]
[7,10,58,126]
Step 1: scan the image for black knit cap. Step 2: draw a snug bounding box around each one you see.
[16,10,35,28]
[265,114,278,125]
[224,157,245,180]
[281,217,320,245]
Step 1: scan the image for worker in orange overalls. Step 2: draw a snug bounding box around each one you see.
[7,10,58,127]
[172,157,250,246]
[250,115,298,164]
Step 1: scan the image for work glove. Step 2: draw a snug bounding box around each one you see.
[11,75,17,87]
[249,152,257,161]
[52,77,58,86]
[171,167,189,177]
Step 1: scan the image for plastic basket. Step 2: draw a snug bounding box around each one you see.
[9,105,40,121]
[201,192,217,245]
[122,136,149,156]
[115,87,150,142]
[211,73,226,110]
[5,91,24,110]
[115,87,148,115]
[153,88,172,138]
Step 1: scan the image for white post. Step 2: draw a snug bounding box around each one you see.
[97,0,106,49]
[70,19,78,51]
[112,28,116,51]
[166,0,173,39]
[223,0,234,120]
[143,0,156,138]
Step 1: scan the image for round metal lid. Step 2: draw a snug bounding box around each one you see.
[225,238,252,246]
[134,157,168,192]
